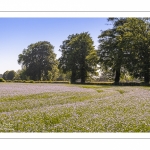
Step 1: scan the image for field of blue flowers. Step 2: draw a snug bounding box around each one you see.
[0,83,150,132]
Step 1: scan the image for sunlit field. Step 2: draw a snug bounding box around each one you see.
[0,83,150,132]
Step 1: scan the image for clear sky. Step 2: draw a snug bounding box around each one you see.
[0,18,112,74]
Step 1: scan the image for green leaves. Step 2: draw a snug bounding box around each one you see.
[18,41,58,81]
[59,32,98,83]
[117,18,150,83]
[98,18,127,83]
[98,17,150,84]
[2,70,16,80]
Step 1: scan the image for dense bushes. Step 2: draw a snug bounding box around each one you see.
[74,82,149,86]
[3,79,149,86]
[5,80,69,84]
[0,78,6,82]
[75,82,113,85]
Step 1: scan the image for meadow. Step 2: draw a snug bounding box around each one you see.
[0,83,150,132]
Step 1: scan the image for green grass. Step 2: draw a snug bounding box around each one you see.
[0,84,150,132]
[96,89,103,93]
[116,89,126,94]
[79,85,111,89]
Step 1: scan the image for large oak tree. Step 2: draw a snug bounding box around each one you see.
[98,18,127,84]
[18,41,58,81]
[58,32,98,83]
[117,18,150,84]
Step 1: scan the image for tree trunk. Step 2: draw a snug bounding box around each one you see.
[144,71,149,84]
[81,76,85,84]
[38,70,41,81]
[143,59,149,84]
[71,71,76,84]
[80,67,86,84]
[114,69,120,84]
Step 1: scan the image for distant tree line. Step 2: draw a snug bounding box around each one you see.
[2,18,150,84]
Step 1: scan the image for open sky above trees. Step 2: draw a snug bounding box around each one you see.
[0,18,112,74]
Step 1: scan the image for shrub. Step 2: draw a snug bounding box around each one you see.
[51,81,69,84]
[34,81,69,84]
[0,78,6,82]
[14,80,20,82]
[74,82,113,85]
[28,80,35,83]
[6,80,12,82]
[22,80,35,83]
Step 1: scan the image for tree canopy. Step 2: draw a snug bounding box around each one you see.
[98,17,150,84]
[58,32,98,83]
[2,70,16,80]
[116,18,150,83]
[18,41,58,81]
[2,18,150,84]
[98,18,127,84]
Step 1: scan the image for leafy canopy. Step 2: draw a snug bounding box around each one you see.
[18,41,58,81]
[59,32,98,83]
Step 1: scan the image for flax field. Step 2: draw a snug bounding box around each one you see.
[0,83,150,132]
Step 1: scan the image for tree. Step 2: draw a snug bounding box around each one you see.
[2,70,16,80]
[58,34,78,83]
[58,32,98,84]
[56,69,71,81]
[7,70,16,80]
[18,41,58,81]
[117,18,150,84]
[98,18,128,84]
[2,71,9,80]
[47,65,59,81]
[14,69,28,80]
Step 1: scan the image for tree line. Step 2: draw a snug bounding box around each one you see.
[98,18,150,84]
[2,18,150,84]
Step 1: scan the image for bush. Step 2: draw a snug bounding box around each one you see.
[51,81,69,84]
[113,82,148,86]
[34,81,51,83]
[27,80,35,83]
[34,81,69,84]
[0,78,6,82]
[6,80,12,82]
[73,81,148,86]
[74,82,113,85]
[20,80,35,83]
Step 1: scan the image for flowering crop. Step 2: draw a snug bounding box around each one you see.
[0,83,150,132]
[0,83,95,98]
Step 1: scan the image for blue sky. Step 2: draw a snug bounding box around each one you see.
[0,18,112,74]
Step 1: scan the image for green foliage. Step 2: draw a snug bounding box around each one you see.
[2,71,9,80]
[7,70,16,80]
[18,41,58,81]
[28,80,35,83]
[98,18,127,84]
[14,80,22,82]
[98,17,150,84]
[116,18,150,83]
[116,89,125,94]
[47,65,59,81]
[6,80,12,82]
[14,69,28,80]
[5,80,69,84]
[96,89,104,93]
[56,70,71,81]
[59,32,98,84]
[2,70,16,80]
[0,78,5,82]
[75,82,113,85]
